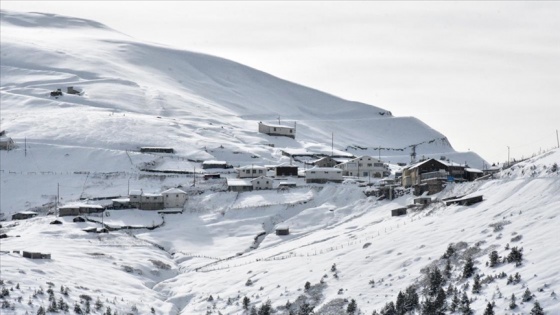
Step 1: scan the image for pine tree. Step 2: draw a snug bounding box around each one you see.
[530,300,544,315]
[449,292,460,312]
[95,297,103,311]
[443,244,455,259]
[250,305,257,315]
[507,247,523,266]
[404,286,419,312]
[304,281,311,291]
[462,257,475,279]
[523,288,533,302]
[36,306,46,315]
[74,303,83,314]
[483,302,494,315]
[47,300,57,312]
[433,287,447,313]
[509,293,517,310]
[298,302,314,315]
[428,267,444,296]
[243,296,250,310]
[472,274,482,294]
[459,292,472,315]
[395,291,405,315]
[444,259,452,279]
[347,299,357,314]
[331,263,337,272]
[488,251,499,267]
[380,302,396,315]
[258,300,272,315]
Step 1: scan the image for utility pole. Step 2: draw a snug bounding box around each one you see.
[507,146,510,168]
[556,129,559,148]
[331,132,334,157]
[127,178,130,195]
[277,116,281,125]
[24,137,27,157]
[378,146,381,160]
[57,183,59,217]
[193,166,196,187]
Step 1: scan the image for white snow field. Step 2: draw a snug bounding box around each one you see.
[1,10,559,315]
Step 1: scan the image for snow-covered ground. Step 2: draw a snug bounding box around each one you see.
[1,10,559,315]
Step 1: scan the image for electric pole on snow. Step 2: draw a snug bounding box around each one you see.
[556,129,559,148]
[24,137,27,157]
[56,183,59,217]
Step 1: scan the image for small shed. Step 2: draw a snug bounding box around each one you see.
[67,86,81,94]
[414,197,432,206]
[0,135,15,150]
[278,181,297,189]
[391,208,407,217]
[276,165,298,177]
[202,160,228,169]
[305,167,343,184]
[73,216,86,223]
[22,251,51,259]
[275,225,290,235]
[203,173,221,180]
[140,147,174,154]
[12,211,38,220]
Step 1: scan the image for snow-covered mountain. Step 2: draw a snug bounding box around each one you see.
[2,10,558,315]
[1,10,482,166]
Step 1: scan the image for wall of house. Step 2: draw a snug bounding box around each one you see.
[238,167,267,178]
[252,177,273,190]
[305,168,343,183]
[163,193,187,208]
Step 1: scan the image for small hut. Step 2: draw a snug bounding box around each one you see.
[275,225,290,236]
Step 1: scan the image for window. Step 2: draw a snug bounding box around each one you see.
[259,170,263,174]
[176,194,179,197]
[290,130,293,133]
[257,181,260,184]
[311,171,316,174]
[363,172,368,176]
[367,163,372,167]
[274,127,277,131]
[252,170,256,174]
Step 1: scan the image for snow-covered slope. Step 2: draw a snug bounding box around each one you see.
[1,10,482,166]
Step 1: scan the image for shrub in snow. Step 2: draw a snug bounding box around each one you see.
[509,293,517,309]
[304,282,311,291]
[523,288,533,302]
[346,299,357,314]
[243,296,250,310]
[245,279,253,286]
[331,263,337,272]
[442,243,455,259]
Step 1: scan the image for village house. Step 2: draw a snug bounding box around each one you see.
[12,211,38,220]
[0,131,15,150]
[465,168,484,181]
[202,160,228,169]
[335,156,390,178]
[162,188,188,208]
[309,156,340,168]
[258,121,296,139]
[128,190,164,210]
[227,178,253,192]
[305,167,343,184]
[236,165,268,178]
[275,165,298,177]
[252,176,273,190]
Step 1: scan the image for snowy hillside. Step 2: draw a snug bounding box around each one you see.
[0,10,482,163]
[2,10,558,315]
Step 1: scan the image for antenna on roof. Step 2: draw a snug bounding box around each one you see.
[410,145,417,164]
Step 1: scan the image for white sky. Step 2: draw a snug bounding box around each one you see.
[2,1,559,163]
